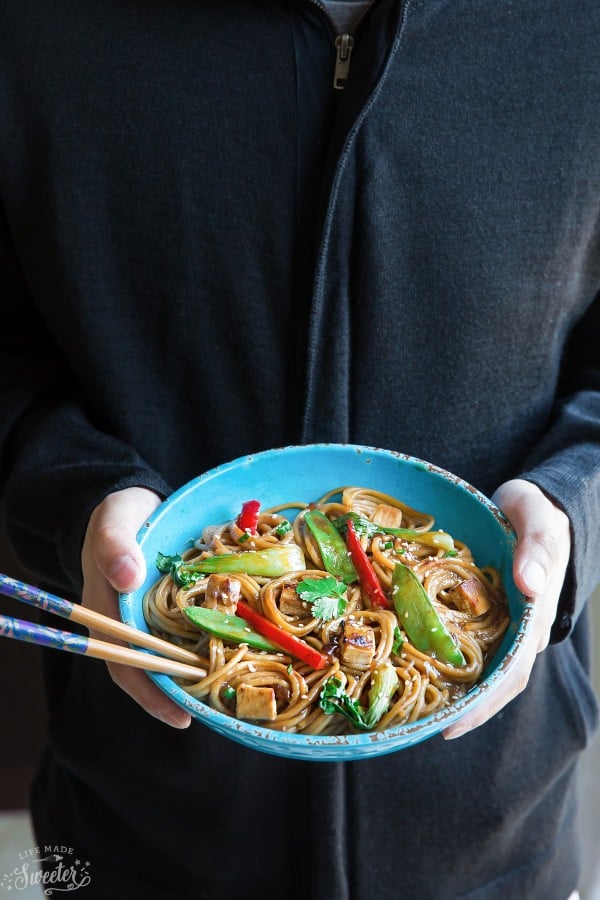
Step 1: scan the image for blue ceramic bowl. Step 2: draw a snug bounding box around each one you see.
[119,444,530,761]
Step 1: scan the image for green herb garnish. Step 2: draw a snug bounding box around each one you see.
[274,520,292,536]
[320,668,398,731]
[332,512,454,552]
[296,576,348,620]
[156,552,201,588]
[319,677,368,730]
[392,626,404,655]
[332,511,379,539]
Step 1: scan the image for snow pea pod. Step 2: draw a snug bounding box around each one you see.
[304,510,358,584]
[391,563,465,666]
[183,606,277,652]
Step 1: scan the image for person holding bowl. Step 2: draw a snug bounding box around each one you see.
[0,2,597,898]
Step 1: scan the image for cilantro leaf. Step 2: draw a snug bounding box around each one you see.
[297,576,347,602]
[319,677,368,730]
[333,512,454,553]
[156,551,184,579]
[332,512,378,539]
[296,576,348,620]
[310,595,345,620]
[155,552,201,588]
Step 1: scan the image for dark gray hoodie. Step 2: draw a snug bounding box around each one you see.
[0,1,598,897]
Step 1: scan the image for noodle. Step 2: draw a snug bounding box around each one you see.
[143,487,510,734]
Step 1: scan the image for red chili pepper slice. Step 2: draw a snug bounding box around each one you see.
[346,519,390,609]
[236,499,260,534]
[236,600,329,669]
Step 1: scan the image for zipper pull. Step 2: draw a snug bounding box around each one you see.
[333,33,354,91]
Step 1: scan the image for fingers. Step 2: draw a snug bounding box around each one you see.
[106,656,192,729]
[85,487,162,593]
[81,487,192,729]
[443,612,539,740]
[443,478,570,740]
[494,479,570,610]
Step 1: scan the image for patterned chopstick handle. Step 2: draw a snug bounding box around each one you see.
[0,613,88,654]
[0,574,74,619]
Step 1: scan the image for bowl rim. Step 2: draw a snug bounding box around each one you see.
[119,443,532,758]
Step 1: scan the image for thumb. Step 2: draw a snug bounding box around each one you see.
[492,479,570,599]
[86,487,162,593]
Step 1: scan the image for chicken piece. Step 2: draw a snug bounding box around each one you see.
[341,621,376,671]
[202,574,241,614]
[372,503,404,529]
[236,684,277,721]
[278,583,307,618]
[449,576,491,615]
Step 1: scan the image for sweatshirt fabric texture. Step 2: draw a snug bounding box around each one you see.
[1,1,599,898]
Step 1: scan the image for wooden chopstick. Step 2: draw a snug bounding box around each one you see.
[0,573,203,666]
[0,612,207,680]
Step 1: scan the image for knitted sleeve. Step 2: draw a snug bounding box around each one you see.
[0,204,171,596]
[519,293,600,641]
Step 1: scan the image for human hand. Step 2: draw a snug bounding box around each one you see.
[443,478,570,739]
[81,486,192,728]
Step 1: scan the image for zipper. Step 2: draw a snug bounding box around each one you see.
[300,0,408,445]
[333,34,354,91]
[305,0,377,91]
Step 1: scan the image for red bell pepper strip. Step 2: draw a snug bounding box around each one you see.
[237,499,260,534]
[346,519,390,609]
[236,599,329,669]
